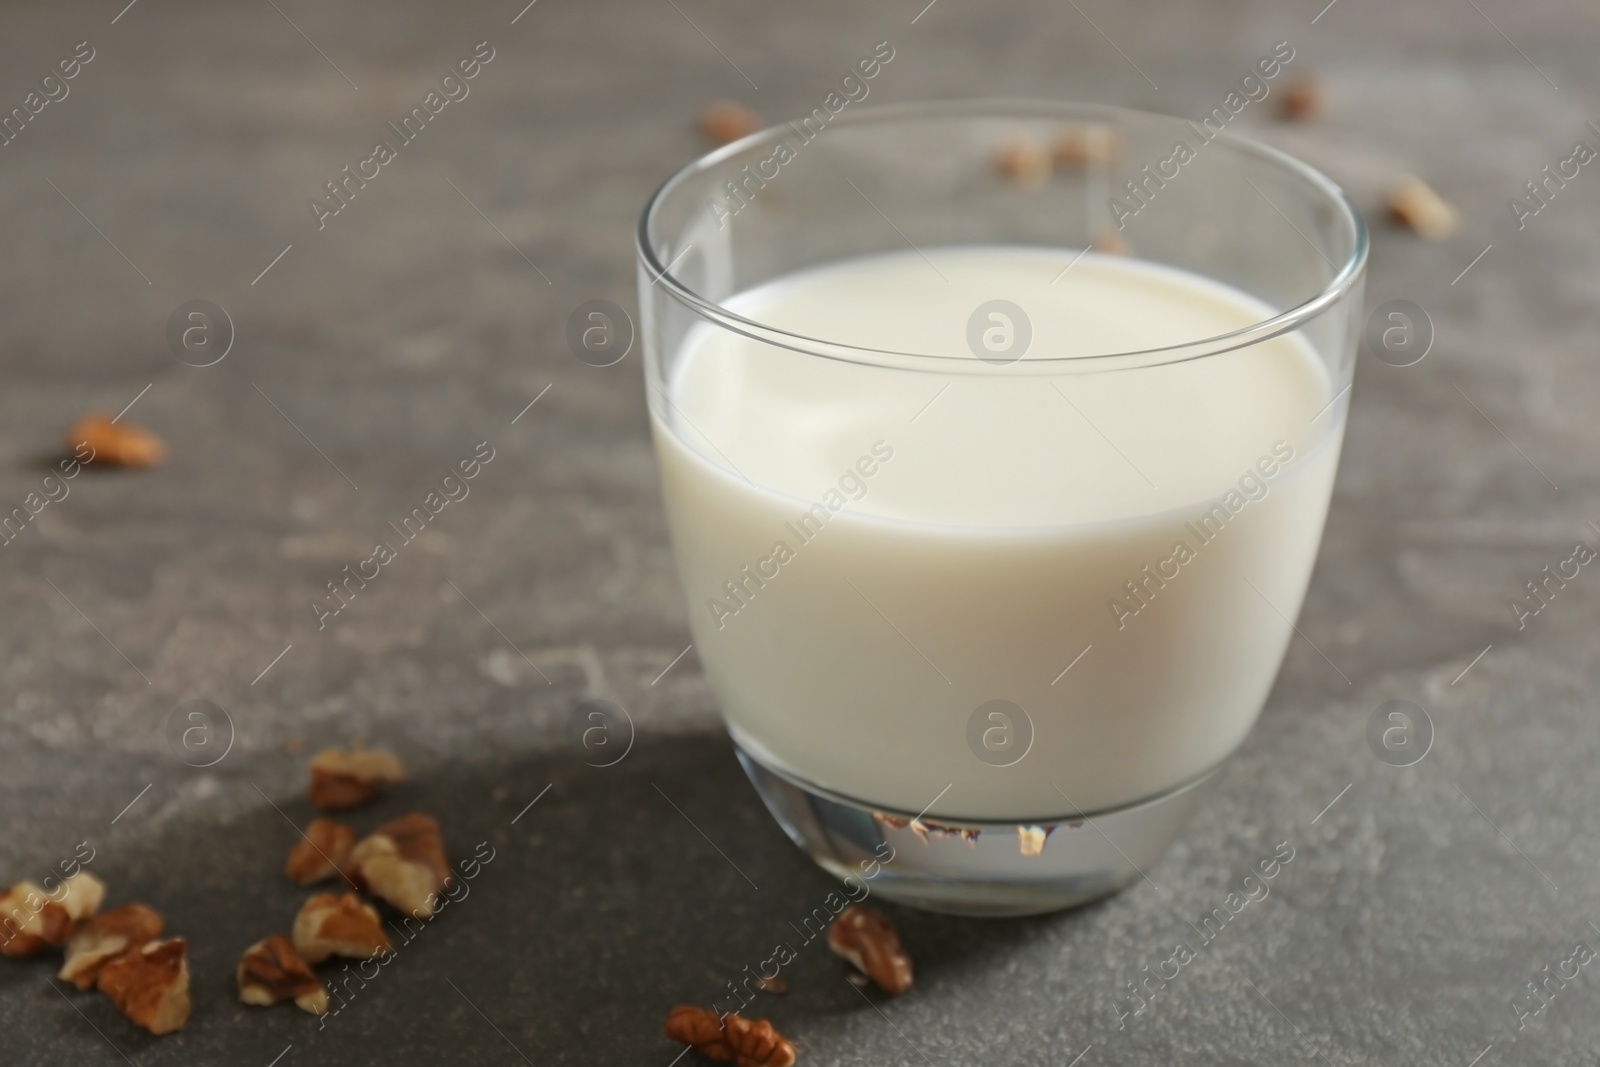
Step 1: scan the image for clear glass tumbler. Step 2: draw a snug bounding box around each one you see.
[637,101,1366,916]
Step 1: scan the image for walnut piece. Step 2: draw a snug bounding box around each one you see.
[1052,124,1123,168]
[308,747,405,810]
[827,904,913,995]
[292,892,390,964]
[285,817,357,886]
[67,413,166,468]
[238,935,329,1015]
[97,937,191,1035]
[1090,231,1132,256]
[0,872,104,958]
[349,812,450,918]
[59,903,164,991]
[664,1005,797,1067]
[698,100,761,145]
[1386,176,1459,240]
[994,137,1051,187]
[1280,76,1321,122]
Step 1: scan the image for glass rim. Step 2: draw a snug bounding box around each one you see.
[637,98,1369,373]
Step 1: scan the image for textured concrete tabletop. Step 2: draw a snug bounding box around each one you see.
[2,0,1599,1064]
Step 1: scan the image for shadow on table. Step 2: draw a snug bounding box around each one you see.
[7,733,1097,1066]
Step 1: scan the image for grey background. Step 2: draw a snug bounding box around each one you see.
[1,0,1598,1064]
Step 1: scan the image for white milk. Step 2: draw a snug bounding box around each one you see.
[652,246,1342,820]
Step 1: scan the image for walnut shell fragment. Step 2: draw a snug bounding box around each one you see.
[292,892,390,964]
[0,872,105,958]
[664,1005,797,1067]
[698,100,762,145]
[308,747,405,811]
[1386,175,1459,240]
[97,937,191,1035]
[285,817,357,886]
[58,903,165,991]
[67,413,167,468]
[238,935,329,1015]
[349,812,450,918]
[827,904,913,995]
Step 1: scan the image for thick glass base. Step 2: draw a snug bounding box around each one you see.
[735,746,1224,917]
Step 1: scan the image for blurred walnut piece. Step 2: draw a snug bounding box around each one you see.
[238,935,329,1015]
[827,904,913,995]
[66,413,166,467]
[285,817,357,885]
[994,136,1051,187]
[698,99,762,145]
[293,892,390,963]
[1091,230,1133,256]
[58,903,164,990]
[664,1005,797,1067]
[349,812,450,918]
[1386,176,1459,240]
[1052,124,1123,167]
[308,747,405,810]
[1280,76,1321,121]
[0,872,105,958]
[96,937,191,1035]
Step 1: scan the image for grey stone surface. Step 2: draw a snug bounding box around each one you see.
[1,0,1598,1063]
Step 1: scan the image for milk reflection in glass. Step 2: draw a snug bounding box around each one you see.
[652,246,1341,820]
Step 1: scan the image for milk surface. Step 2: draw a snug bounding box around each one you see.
[653,246,1342,819]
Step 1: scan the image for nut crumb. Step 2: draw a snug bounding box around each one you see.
[664,1005,797,1067]
[97,936,191,1035]
[349,812,451,918]
[59,903,164,991]
[1018,825,1050,856]
[67,414,166,468]
[1052,125,1123,168]
[308,747,405,811]
[1090,231,1132,256]
[755,974,787,995]
[827,904,913,996]
[1386,176,1459,240]
[285,817,357,886]
[698,100,762,145]
[1280,77,1321,122]
[238,935,329,1015]
[292,892,390,964]
[995,137,1051,187]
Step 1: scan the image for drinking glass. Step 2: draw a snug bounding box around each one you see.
[637,101,1366,915]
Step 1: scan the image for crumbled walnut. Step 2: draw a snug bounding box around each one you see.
[285,817,357,886]
[995,137,1051,187]
[96,937,191,1035]
[698,100,762,145]
[349,812,450,918]
[1017,825,1050,857]
[0,882,69,958]
[58,903,164,991]
[308,747,405,810]
[1052,125,1123,168]
[67,413,167,468]
[0,872,100,959]
[754,974,787,995]
[828,904,913,995]
[292,892,390,964]
[1280,76,1321,122]
[1090,231,1132,256]
[1386,176,1459,240]
[238,935,329,1015]
[664,1005,797,1067]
